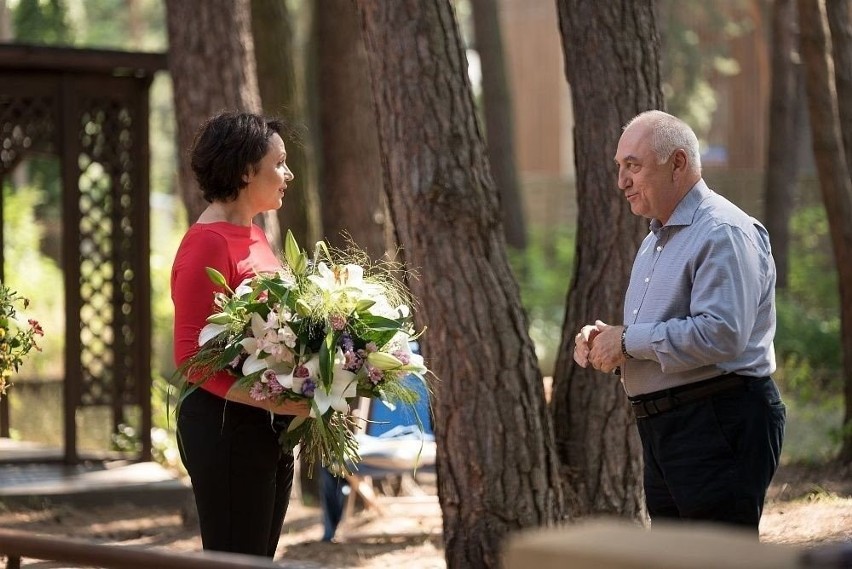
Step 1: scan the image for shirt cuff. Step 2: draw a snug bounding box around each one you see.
[623,322,655,361]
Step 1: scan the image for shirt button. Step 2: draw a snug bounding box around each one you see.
[644,277,650,283]
[632,309,638,315]
[656,245,663,252]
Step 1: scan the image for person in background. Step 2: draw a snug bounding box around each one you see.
[573,110,785,536]
[171,111,309,557]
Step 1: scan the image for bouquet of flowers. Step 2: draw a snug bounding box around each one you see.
[0,282,44,399]
[180,231,430,475]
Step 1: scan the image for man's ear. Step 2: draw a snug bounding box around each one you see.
[671,149,688,180]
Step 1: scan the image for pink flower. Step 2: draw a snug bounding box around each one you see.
[392,350,410,365]
[329,314,346,331]
[294,364,311,379]
[28,319,44,336]
[249,382,268,401]
[367,365,384,385]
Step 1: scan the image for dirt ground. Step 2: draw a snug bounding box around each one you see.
[1,461,850,568]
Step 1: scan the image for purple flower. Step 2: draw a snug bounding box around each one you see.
[301,378,317,398]
[339,333,354,353]
[343,350,362,372]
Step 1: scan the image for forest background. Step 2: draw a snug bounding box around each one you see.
[0,0,849,566]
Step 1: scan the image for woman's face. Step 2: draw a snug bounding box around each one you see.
[240,133,294,214]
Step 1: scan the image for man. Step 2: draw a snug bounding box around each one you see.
[573,110,786,535]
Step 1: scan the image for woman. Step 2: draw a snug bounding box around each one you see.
[171,111,309,557]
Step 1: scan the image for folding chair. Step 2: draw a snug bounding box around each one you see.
[345,376,435,514]
[318,373,435,541]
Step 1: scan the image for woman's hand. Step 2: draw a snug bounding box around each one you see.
[225,384,312,417]
[271,399,311,417]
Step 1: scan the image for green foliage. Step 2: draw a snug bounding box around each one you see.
[772,205,843,462]
[508,226,575,376]
[774,206,841,401]
[12,0,166,50]
[67,0,167,50]
[0,282,44,396]
[111,375,182,469]
[778,394,843,464]
[2,184,65,376]
[13,0,74,44]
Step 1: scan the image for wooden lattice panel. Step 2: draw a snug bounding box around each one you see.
[0,45,164,461]
[0,94,56,176]
[76,99,140,407]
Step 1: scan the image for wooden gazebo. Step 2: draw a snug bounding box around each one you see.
[0,44,167,463]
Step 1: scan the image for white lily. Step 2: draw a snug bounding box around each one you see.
[311,349,357,418]
[198,322,227,347]
[308,262,384,302]
[308,262,364,292]
[275,356,320,390]
[234,278,254,297]
[239,313,273,375]
[382,333,427,378]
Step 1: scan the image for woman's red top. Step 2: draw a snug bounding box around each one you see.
[171,222,281,397]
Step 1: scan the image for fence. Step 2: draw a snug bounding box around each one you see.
[0,528,318,569]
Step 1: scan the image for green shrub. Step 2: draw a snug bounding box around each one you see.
[772,204,843,461]
[774,205,842,401]
[508,226,575,376]
[2,183,65,376]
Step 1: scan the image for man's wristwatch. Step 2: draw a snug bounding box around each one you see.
[621,326,633,359]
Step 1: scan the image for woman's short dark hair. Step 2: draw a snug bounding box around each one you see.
[190,111,285,203]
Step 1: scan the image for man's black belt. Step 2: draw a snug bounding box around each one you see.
[629,374,753,420]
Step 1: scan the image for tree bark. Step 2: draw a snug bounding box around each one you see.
[826,0,852,463]
[827,0,852,174]
[165,0,263,224]
[352,2,565,567]
[552,0,663,518]
[798,0,852,463]
[315,0,387,258]
[251,0,320,249]
[764,0,803,289]
[470,0,526,250]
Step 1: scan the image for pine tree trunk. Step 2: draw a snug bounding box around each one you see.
[798,0,852,463]
[352,1,565,566]
[165,0,262,224]
[828,0,852,466]
[470,0,526,251]
[251,0,321,249]
[764,0,802,290]
[552,0,663,518]
[827,0,852,174]
[315,0,387,258]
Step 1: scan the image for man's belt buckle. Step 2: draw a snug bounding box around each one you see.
[632,396,675,419]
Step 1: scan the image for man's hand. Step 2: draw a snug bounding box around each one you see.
[573,324,601,367]
[588,320,625,374]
